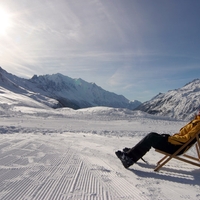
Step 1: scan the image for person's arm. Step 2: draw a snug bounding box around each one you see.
[169,123,200,144]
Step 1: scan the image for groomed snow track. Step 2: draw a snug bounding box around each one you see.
[0,133,147,200]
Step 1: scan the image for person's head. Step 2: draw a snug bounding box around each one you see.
[197,110,200,116]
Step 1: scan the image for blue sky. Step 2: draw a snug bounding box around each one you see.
[0,0,200,102]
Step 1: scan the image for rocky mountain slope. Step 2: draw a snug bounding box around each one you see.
[136,79,200,120]
[0,67,141,110]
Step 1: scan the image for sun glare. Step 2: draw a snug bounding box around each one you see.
[0,8,11,35]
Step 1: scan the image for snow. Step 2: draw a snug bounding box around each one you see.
[0,67,142,110]
[137,79,200,120]
[0,77,200,200]
[0,98,200,199]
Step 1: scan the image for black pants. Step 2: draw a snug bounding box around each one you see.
[126,132,182,163]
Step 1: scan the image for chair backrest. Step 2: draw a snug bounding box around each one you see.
[178,131,200,155]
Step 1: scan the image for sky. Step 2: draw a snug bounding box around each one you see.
[0,0,200,102]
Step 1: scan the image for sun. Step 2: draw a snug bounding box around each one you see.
[0,8,11,35]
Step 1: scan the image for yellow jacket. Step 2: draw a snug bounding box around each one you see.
[168,116,200,145]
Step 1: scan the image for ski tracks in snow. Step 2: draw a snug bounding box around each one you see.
[0,133,147,200]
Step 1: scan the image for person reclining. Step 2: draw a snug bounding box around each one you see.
[115,110,200,168]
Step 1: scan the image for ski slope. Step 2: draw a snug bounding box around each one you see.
[0,106,200,199]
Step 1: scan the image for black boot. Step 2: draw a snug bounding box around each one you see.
[123,147,131,153]
[123,147,147,164]
[115,150,135,168]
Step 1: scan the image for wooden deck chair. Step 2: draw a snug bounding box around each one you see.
[154,131,200,172]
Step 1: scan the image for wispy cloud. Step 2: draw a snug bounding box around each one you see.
[1,0,200,101]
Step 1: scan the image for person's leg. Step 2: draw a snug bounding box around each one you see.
[115,132,182,168]
[153,137,182,154]
[115,132,165,168]
[126,132,165,162]
[127,132,183,161]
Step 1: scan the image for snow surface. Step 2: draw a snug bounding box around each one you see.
[0,100,200,199]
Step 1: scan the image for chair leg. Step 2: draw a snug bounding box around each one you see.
[154,155,173,172]
[195,144,200,160]
[157,155,168,165]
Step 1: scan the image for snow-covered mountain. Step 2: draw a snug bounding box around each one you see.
[0,67,141,110]
[136,79,200,120]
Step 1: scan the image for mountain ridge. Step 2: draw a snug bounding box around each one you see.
[1,67,199,120]
[135,78,200,120]
[0,67,141,110]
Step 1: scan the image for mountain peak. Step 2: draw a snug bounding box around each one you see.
[136,79,200,120]
[184,78,200,86]
[0,67,141,110]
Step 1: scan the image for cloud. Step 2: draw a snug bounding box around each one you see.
[1,0,200,102]
[109,66,134,86]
